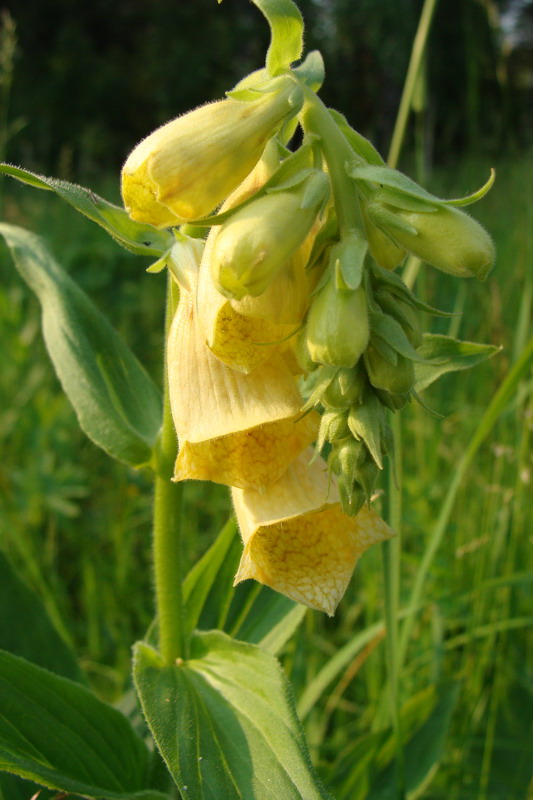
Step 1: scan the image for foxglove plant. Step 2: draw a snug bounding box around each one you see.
[0,1,499,798]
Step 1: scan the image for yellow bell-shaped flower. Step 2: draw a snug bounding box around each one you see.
[233,449,394,614]
[121,78,303,227]
[168,281,318,490]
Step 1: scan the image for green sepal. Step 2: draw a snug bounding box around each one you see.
[329,109,385,167]
[331,231,367,290]
[133,632,334,800]
[300,364,338,411]
[369,332,398,365]
[0,650,164,800]
[348,164,443,207]
[370,261,453,317]
[369,310,431,363]
[0,163,173,256]
[373,186,440,213]
[250,0,304,76]
[229,67,270,94]
[441,168,495,207]
[0,551,84,684]
[366,202,419,237]
[0,224,162,467]
[414,334,501,392]
[348,391,385,469]
[293,50,325,92]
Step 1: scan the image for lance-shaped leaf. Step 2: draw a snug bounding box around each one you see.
[250,0,304,76]
[0,224,162,466]
[414,333,501,392]
[330,110,385,167]
[134,631,333,800]
[0,163,173,256]
[0,650,166,800]
[348,164,443,209]
[0,552,83,684]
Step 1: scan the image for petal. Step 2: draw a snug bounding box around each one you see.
[232,450,393,614]
[174,413,318,490]
[168,287,318,489]
[197,227,294,374]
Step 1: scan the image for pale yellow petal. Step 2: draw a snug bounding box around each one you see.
[233,450,393,614]
[197,228,294,374]
[174,413,318,490]
[168,287,318,489]
[230,219,323,326]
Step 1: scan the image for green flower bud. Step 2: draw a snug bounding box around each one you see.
[322,364,367,409]
[211,171,328,300]
[329,438,379,516]
[378,204,495,279]
[329,437,367,477]
[306,277,370,367]
[353,457,380,503]
[294,327,317,374]
[362,207,406,270]
[374,388,410,411]
[364,345,415,394]
[374,288,423,347]
[121,77,303,227]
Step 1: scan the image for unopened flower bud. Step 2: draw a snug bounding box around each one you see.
[374,288,423,348]
[375,388,410,411]
[318,410,350,449]
[121,78,303,227]
[364,346,415,395]
[362,207,406,270]
[329,438,379,515]
[211,171,328,300]
[322,364,367,409]
[294,327,317,373]
[329,437,367,477]
[372,204,495,279]
[306,278,370,368]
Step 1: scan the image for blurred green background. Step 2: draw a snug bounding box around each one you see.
[2,0,532,177]
[0,1,532,797]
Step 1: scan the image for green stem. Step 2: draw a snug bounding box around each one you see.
[382,412,406,798]
[152,276,187,663]
[299,87,365,238]
[387,0,439,169]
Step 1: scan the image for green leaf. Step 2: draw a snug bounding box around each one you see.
[0,163,173,256]
[183,518,239,640]
[414,333,501,392]
[348,164,442,209]
[0,650,166,800]
[133,632,333,800]
[330,110,385,167]
[0,224,162,467]
[0,773,54,800]
[230,588,307,654]
[366,683,459,799]
[293,50,325,92]
[250,0,304,76]
[0,551,84,683]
